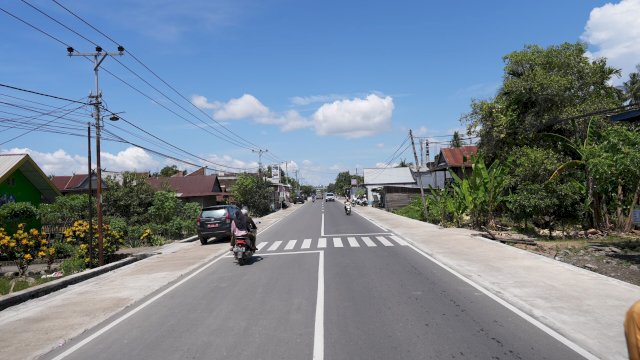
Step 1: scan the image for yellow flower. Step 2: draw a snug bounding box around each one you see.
[49,248,55,256]
[38,251,46,257]
[9,241,16,248]
[21,239,28,246]
[40,239,48,245]
[23,254,32,261]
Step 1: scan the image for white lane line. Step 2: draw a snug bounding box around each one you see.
[301,238,312,249]
[332,237,343,247]
[314,251,325,360]
[321,213,325,236]
[318,238,327,248]
[361,236,377,247]
[268,240,283,251]
[390,235,409,246]
[403,242,599,360]
[284,240,297,250]
[347,237,359,247]
[322,232,392,237]
[51,253,228,360]
[257,242,268,250]
[376,236,394,247]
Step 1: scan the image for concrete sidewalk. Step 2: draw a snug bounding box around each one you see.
[0,205,302,360]
[353,204,640,360]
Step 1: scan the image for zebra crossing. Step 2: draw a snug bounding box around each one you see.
[255,235,409,252]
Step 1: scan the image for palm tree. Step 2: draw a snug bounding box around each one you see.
[450,131,465,148]
[623,64,640,104]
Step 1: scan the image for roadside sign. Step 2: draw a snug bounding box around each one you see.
[633,209,640,225]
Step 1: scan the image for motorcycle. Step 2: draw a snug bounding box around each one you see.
[232,236,254,265]
[345,203,352,215]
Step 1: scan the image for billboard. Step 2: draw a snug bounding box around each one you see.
[272,164,280,182]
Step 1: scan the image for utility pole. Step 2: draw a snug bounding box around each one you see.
[284,161,288,185]
[409,130,428,220]
[252,149,268,177]
[87,123,93,266]
[69,45,124,266]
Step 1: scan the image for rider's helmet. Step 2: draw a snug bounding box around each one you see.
[241,207,249,216]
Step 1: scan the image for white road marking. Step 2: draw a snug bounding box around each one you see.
[333,237,343,247]
[376,236,394,247]
[285,240,297,250]
[314,251,325,360]
[301,238,312,249]
[268,241,283,251]
[318,238,327,248]
[347,237,360,247]
[321,213,325,236]
[390,235,409,246]
[257,242,268,250]
[51,253,227,360]
[361,236,377,247]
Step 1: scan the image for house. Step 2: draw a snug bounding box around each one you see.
[145,174,224,208]
[51,173,107,195]
[363,167,417,211]
[0,154,60,207]
[417,145,478,189]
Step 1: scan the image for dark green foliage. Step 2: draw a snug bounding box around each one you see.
[0,202,39,233]
[231,174,273,217]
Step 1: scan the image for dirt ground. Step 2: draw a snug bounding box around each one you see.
[507,233,640,287]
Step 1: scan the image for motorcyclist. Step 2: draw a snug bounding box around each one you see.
[344,199,352,214]
[230,207,257,251]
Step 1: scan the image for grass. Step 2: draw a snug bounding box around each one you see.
[0,276,58,296]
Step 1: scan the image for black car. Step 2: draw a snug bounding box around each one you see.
[196,205,239,245]
[293,194,305,204]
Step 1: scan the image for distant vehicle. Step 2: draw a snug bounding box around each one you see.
[325,192,335,201]
[316,190,323,199]
[293,194,305,204]
[196,205,239,245]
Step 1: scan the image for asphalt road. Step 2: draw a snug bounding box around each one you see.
[43,199,587,360]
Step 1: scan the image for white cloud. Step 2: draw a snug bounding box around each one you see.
[414,126,429,136]
[1,147,158,175]
[213,94,270,120]
[191,95,220,110]
[192,93,394,137]
[100,147,159,172]
[203,153,258,171]
[290,94,346,106]
[313,94,394,138]
[302,159,313,166]
[582,0,640,83]
[376,143,385,148]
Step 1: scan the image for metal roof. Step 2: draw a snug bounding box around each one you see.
[610,108,640,122]
[0,154,61,202]
[363,167,415,185]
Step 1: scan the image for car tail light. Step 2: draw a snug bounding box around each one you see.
[197,215,201,226]
[225,211,231,224]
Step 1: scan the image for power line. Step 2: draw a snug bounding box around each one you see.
[0,83,88,105]
[0,6,70,47]
[0,104,85,145]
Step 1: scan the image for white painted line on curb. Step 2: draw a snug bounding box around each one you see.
[376,236,393,247]
[347,237,360,247]
[361,237,377,247]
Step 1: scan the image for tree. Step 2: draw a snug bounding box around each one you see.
[159,165,181,177]
[462,42,622,161]
[397,159,412,167]
[38,194,94,227]
[300,185,315,197]
[231,174,272,216]
[450,131,465,148]
[623,64,640,104]
[102,172,155,225]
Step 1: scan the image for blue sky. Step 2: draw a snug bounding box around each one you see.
[1,0,639,185]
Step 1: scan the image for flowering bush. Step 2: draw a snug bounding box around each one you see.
[64,220,124,268]
[0,224,49,276]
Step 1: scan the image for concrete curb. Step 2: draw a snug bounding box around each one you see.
[0,252,156,312]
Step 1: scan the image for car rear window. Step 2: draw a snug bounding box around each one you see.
[326,193,334,196]
[200,208,227,218]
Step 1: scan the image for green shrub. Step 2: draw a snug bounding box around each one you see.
[61,255,85,275]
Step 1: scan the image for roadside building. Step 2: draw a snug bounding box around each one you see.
[363,167,417,211]
[416,145,478,189]
[0,153,60,207]
[146,174,225,208]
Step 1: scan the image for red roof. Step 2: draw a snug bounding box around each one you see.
[439,146,478,168]
[50,174,88,191]
[146,175,223,198]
